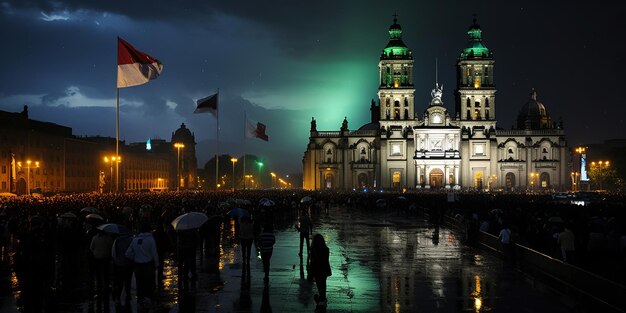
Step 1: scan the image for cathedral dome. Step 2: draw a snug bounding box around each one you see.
[460,17,492,59]
[516,89,554,130]
[358,122,380,131]
[172,123,195,143]
[382,17,411,59]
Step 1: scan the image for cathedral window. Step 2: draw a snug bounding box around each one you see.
[467,110,471,120]
[485,98,490,107]
[386,98,390,107]
[394,100,400,107]
[485,110,490,120]
[474,101,480,107]
[404,97,408,106]
[326,149,332,155]
[394,108,400,120]
[466,98,471,107]
[394,80,399,88]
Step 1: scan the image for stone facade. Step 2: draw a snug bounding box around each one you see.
[303,18,568,191]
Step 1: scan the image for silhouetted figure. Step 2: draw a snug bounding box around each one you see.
[258,225,276,284]
[177,229,199,290]
[125,223,159,309]
[111,233,133,307]
[239,216,254,281]
[310,234,332,308]
[261,286,272,313]
[297,210,313,262]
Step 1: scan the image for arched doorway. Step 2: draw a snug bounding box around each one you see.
[540,172,550,189]
[505,172,516,191]
[16,178,26,195]
[324,173,334,189]
[474,171,484,190]
[392,171,401,189]
[429,168,444,189]
[357,173,368,189]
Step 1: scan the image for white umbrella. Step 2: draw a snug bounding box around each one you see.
[171,212,208,231]
[60,212,77,218]
[97,223,131,234]
[235,199,252,206]
[86,213,103,220]
[301,196,313,203]
[81,207,98,213]
[259,198,275,207]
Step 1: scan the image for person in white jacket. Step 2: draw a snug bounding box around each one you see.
[125,223,159,308]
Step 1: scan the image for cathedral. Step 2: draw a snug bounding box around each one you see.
[302,17,568,191]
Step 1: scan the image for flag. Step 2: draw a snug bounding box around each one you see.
[117,37,163,88]
[246,119,269,141]
[194,93,218,116]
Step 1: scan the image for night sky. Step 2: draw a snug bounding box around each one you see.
[1,1,625,174]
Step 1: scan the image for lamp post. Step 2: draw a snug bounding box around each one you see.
[20,160,40,196]
[230,157,238,192]
[104,156,121,193]
[174,143,185,191]
[256,161,263,189]
[270,172,276,189]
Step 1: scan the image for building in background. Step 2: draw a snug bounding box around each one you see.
[0,107,197,195]
[303,17,569,191]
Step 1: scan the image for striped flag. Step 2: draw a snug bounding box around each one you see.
[246,119,269,141]
[194,93,218,116]
[117,37,163,88]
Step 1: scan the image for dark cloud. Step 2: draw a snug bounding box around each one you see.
[2,0,626,173]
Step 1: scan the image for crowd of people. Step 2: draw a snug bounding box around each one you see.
[0,189,624,312]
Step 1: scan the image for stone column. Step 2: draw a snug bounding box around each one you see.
[416,163,421,188]
[424,165,430,189]
[445,165,450,188]
[454,165,460,187]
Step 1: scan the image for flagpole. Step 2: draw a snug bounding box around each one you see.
[115,87,119,193]
[243,109,247,190]
[215,89,219,191]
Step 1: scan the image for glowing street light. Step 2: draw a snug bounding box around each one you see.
[19,160,40,196]
[104,156,121,193]
[230,157,238,192]
[174,143,185,191]
[256,161,264,189]
[270,172,276,189]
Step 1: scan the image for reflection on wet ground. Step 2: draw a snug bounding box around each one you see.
[1,206,577,312]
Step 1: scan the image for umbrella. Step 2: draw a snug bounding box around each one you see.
[122,207,134,215]
[86,213,103,220]
[218,202,232,208]
[548,216,564,224]
[60,212,77,218]
[259,198,275,207]
[171,212,208,231]
[397,196,407,200]
[235,199,252,206]
[97,223,131,234]
[376,199,387,208]
[81,207,98,213]
[227,208,251,218]
[300,196,313,204]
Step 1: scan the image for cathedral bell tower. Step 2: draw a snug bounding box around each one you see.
[378,16,415,125]
[455,17,496,127]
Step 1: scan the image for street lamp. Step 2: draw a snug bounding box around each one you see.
[256,161,263,189]
[270,172,276,189]
[230,157,238,192]
[174,143,185,191]
[20,160,40,196]
[104,156,121,193]
[529,172,538,192]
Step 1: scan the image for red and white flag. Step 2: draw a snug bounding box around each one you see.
[246,119,269,141]
[117,37,163,88]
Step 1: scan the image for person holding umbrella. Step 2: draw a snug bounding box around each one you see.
[90,228,113,302]
[125,223,159,309]
[111,227,133,307]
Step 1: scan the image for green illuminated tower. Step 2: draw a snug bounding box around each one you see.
[456,17,498,189]
[455,16,496,125]
[378,16,415,124]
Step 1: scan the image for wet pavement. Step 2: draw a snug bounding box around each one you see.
[1,206,578,312]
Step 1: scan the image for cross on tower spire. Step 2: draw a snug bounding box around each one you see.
[392,13,398,23]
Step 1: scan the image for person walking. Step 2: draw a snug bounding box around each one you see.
[111,233,133,307]
[258,225,276,283]
[498,224,513,263]
[125,223,159,309]
[310,234,332,308]
[239,216,254,280]
[176,229,199,290]
[298,209,313,262]
[90,229,113,301]
[557,226,576,264]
